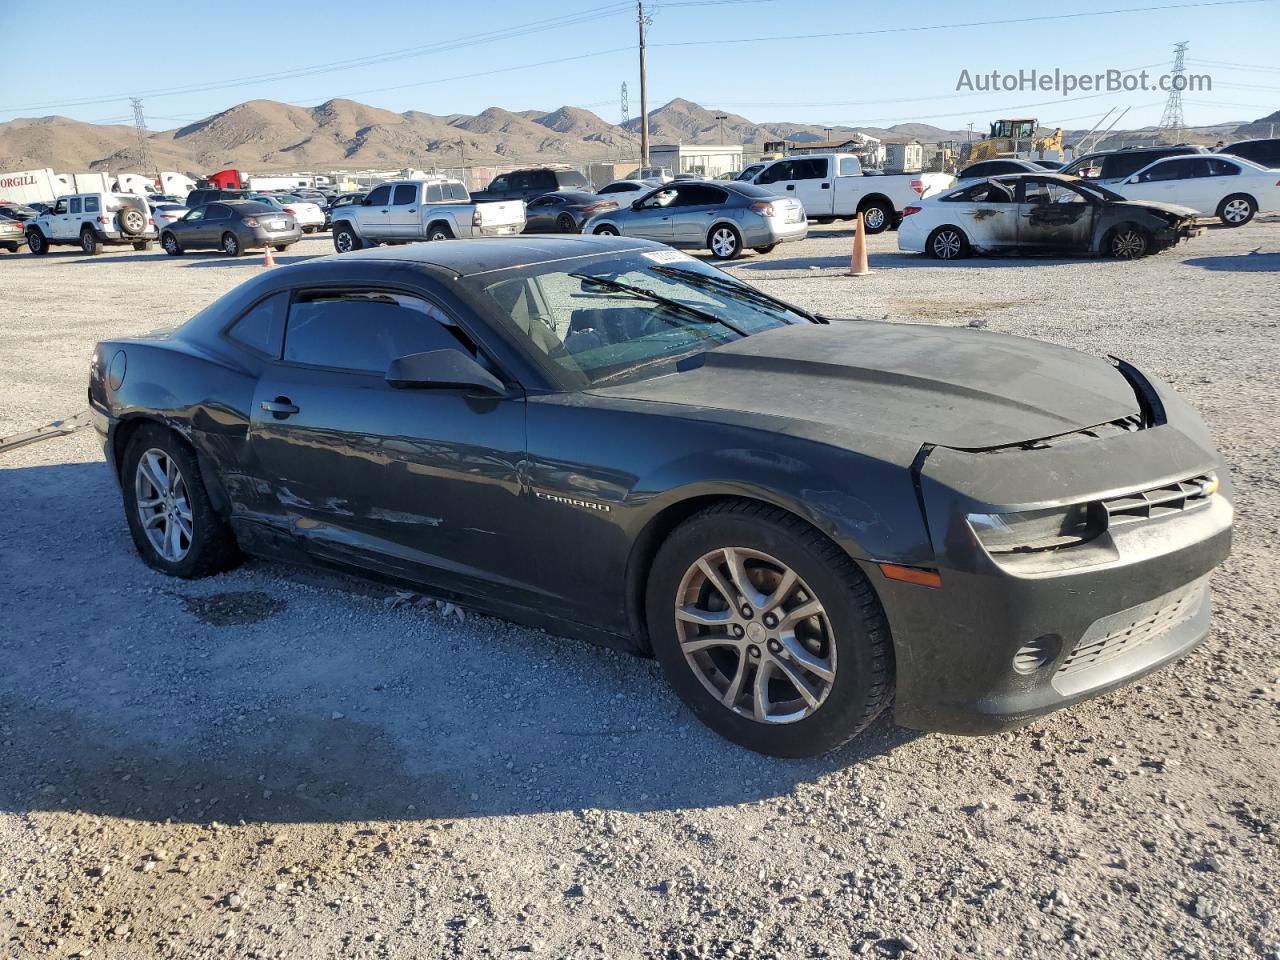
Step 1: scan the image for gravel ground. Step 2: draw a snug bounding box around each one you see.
[1,224,1277,960]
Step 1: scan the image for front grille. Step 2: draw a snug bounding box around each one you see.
[1103,475,1215,527]
[1058,581,1203,677]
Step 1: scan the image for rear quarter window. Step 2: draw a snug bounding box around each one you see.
[227,292,289,358]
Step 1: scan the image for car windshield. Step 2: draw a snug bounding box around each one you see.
[469,250,812,387]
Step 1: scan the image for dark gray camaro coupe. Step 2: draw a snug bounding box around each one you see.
[89,236,1233,756]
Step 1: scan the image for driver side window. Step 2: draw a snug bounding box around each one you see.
[365,184,392,206]
[283,290,474,374]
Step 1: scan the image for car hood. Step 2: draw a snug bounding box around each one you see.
[1112,199,1200,218]
[593,322,1142,455]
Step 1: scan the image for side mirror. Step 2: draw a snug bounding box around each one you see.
[360,196,372,206]
[631,199,644,210]
[386,350,507,395]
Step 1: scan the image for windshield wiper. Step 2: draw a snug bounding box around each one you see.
[647,265,814,321]
[567,272,750,337]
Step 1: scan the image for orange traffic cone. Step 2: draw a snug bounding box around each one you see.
[262,245,276,268]
[847,212,871,277]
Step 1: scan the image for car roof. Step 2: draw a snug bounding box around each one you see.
[308,234,663,277]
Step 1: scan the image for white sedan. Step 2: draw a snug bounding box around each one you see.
[149,202,189,232]
[249,194,327,233]
[1111,154,1280,226]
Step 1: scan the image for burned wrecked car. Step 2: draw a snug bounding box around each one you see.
[898,173,1203,259]
[89,236,1232,757]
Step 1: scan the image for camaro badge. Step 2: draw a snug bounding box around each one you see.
[534,490,611,512]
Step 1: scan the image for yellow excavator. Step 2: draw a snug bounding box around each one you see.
[965,119,1064,163]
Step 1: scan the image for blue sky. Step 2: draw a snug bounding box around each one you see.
[4,0,1277,132]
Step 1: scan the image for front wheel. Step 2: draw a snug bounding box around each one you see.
[1108,226,1150,259]
[121,425,240,578]
[927,226,969,260]
[333,225,362,253]
[707,224,742,260]
[162,232,183,256]
[1217,194,1255,227]
[593,224,620,236]
[27,230,48,255]
[646,502,894,757]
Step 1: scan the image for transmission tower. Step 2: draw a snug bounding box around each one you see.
[620,82,629,126]
[130,97,154,173]
[1157,41,1189,143]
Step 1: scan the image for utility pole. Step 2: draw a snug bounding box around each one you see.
[823,126,832,143]
[637,0,650,169]
[620,82,629,126]
[130,97,153,174]
[715,114,728,145]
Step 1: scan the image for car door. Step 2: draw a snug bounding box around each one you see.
[174,206,207,246]
[247,285,530,596]
[624,187,677,240]
[1121,157,1210,211]
[47,197,72,239]
[938,179,1019,251]
[668,183,729,243]
[790,157,834,215]
[388,182,420,238]
[524,195,560,232]
[755,159,795,197]
[1015,179,1097,252]
[202,203,233,246]
[359,183,394,239]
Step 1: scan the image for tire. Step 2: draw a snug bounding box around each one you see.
[926,226,969,260]
[121,424,240,579]
[859,201,892,234]
[132,240,152,252]
[80,228,100,255]
[1216,193,1255,227]
[161,232,183,256]
[302,225,316,234]
[646,501,894,757]
[333,224,362,253]
[0,244,15,253]
[1108,225,1150,259]
[593,224,620,236]
[427,223,454,242]
[556,213,578,234]
[26,230,47,255]
[707,224,742,260]
[118,207,147,236]
[752,244,778,254]
[221,232,242,257]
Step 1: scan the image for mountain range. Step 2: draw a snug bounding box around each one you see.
[0,96,1270,175]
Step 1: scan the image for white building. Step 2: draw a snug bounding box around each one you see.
[648,143,744,179]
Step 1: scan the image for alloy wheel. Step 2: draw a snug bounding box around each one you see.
[335,230,354,253]
[710,227,738,258]
[1222,199,1251,224]
[1111,229,1146,259]
[932,230,962,259]
[223,234,239,256]
[674,547,836,724]
[134,448,193,563]
[163,235,178,255]
[863,207,886,231]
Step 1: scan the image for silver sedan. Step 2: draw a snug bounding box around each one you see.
[584,180,807,259]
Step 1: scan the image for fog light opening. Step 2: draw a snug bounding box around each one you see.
[1013,635,1060,674]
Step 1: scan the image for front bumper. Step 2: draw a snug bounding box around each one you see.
[873,415,1232,735]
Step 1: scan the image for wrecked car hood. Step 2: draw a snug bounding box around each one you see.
[593,322,1142,453]
[1114,200,1200,218]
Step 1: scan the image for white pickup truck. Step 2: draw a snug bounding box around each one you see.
[331,178,525,252]
[745,153,955,233]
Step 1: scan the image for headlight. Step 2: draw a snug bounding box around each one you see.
[967,503,1100,554]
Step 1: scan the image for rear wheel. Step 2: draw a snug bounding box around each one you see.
[926,226,969,260]
[1108,226,1150,259]
[646,502,894,757]
[80,228,100,255]
[121,425,240,579]
[221,232,242,257]
[556,213,578,234]
[333,224,362,253]
[859,201,892,234]
[427,223,454,242]
[708,224,742,260]
[1216,194,1255,227]
[162,232,183,256]
[26,230,48,255]
[132,240,152,252]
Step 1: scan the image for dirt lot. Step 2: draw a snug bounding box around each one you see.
[1,223,1278,960]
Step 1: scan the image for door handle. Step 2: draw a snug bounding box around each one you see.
[821,183,830,189]
[261,398,299,418]
[408,208,416,212]
[786,185,795,190]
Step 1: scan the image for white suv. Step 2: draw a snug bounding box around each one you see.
[25,192,157,255]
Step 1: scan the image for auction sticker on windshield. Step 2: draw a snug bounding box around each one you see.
[642,249,697,264]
